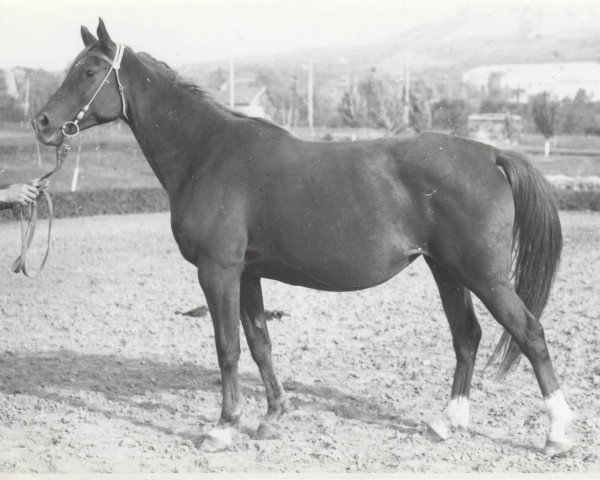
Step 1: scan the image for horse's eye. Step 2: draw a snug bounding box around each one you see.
[85,69,95,78]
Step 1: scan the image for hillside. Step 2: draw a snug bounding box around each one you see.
[180,4,600,83]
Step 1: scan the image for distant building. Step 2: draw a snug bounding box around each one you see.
[463,62,600,101]
[468,113,523,147]
[209,84,274,119]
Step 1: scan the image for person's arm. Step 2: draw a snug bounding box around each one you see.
[0,187,12,210]
[0,189,11,210]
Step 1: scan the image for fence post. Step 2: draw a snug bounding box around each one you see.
[35,143,42,167]
[71,143,82,192]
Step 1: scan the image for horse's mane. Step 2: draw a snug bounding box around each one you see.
[136,51,287,133]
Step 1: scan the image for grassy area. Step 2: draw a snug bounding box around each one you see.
[0,122,159,192]
[526,153,600,177]
[2,123,600,193]
[520,133,600,151]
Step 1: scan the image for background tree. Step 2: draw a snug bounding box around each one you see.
[408,79,433,132]
[479,97,509,114]
[531,92,558,158]
[487,71,504,97]
[311,84,340,128]
[337,71,402,133]
[557,88,600,136]
[28,69,60,117]
[255,66,298,127]
[0,68,60,122]
[206,67,227,90]
[0,70,22,122]
[479,71,513,114]
[337,69,432,134]
[431,98,470,136]
[337,87,364,128]
[356,70,404,133]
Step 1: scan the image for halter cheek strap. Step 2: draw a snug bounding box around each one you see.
[62,43,128,138]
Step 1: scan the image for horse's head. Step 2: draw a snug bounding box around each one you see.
[33,19,128,146]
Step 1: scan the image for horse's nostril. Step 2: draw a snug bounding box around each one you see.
[37,113,49,128]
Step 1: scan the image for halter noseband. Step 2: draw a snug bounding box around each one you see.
[61,43,128,138]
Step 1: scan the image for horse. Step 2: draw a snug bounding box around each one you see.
[32,19,573,456]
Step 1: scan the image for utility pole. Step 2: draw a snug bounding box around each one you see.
[307,59,314,134]
[403,52,410,128]
[23,77,30,121]
[287,75,297,129]
[229,58,235,109]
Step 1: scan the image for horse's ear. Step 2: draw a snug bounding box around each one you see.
[96,17,115,51]
[81,26,97,46]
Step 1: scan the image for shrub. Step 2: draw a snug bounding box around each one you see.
[0,187,169,223]
[547,175,600,210]
[554,189,600,211]
[547,175,600,191]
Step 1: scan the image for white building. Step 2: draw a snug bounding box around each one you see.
[210,84,274,119]
[463,62,600,101]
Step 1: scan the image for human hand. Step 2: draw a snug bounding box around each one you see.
[3,183,39,206]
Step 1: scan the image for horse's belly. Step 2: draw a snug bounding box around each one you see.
[245,240,419,292]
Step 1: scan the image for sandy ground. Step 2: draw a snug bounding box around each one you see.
[0,211,598,474]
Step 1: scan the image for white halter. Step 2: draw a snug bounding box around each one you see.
[62,43,128,137]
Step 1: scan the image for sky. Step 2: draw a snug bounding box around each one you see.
[0,0,597,70]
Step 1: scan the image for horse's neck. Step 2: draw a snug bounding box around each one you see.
[123,61,225,194]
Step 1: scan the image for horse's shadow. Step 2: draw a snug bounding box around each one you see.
[0,349,536,453]
[0,349,420,444]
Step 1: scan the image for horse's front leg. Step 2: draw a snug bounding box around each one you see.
[240,274,289,439]
[197,260,244,452]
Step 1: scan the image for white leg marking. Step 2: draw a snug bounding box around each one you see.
[207,427,233,444]
[428,396,470,441]
[447,396,470,430]
[544,390,573,443]
[200,426,234,452]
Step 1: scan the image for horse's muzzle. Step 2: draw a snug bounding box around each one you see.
[31,115,63,146]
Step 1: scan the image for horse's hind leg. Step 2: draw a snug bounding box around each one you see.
[425,258,482,441]
[473,282,574,456]
[240,274,289,439]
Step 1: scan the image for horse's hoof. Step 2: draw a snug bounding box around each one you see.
[544,437,574,457]
[427,419,452,442]
[255,421,281,440]
[199,427,233,453]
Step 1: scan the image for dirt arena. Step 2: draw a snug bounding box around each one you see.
[0,211,598,473]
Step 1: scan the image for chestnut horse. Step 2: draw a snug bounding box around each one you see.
[32,19,573,456]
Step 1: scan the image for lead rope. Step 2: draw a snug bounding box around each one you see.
[12,137,72,277]
[12,43,127,277]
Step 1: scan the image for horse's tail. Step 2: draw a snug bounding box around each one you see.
[488,150,563,379]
